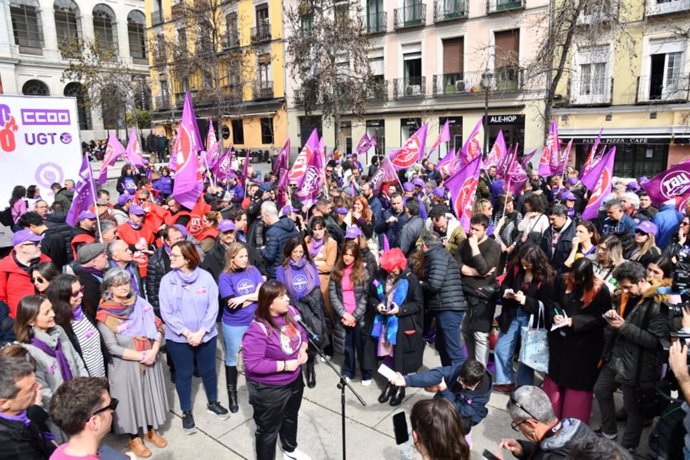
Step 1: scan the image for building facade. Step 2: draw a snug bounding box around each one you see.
[145,0,287,153]
[0,0,150,141]
[284,0,550,163]
[554,0,690,178]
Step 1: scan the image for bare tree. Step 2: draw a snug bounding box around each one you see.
[285,0,376,146]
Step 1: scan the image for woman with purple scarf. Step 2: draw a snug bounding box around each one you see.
[276,237,327,388]
[218,242,264,413]
[96,268,169,458]
[14,295,88,409]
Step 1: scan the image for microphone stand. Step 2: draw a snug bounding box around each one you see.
[304,331,366,460]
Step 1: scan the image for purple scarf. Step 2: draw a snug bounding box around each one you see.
[283,257,319,301]
[30,334,74,381]
[308,237,325,259]
[72,304,85,321]
[0,410,30,426]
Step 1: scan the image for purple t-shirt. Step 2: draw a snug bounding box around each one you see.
[241,306,307,386]
[218,266,263,326]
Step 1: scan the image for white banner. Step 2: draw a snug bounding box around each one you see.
[0,95,82,206]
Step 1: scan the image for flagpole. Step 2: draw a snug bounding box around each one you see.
[86,158,103,243]
[501,177,511,220]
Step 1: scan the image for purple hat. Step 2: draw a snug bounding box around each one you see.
[218,220,236,233]
[12,229,43,246]
[281,205,295,216]
[561,191,577,201]
[412,177,425,188]
[173,224,188,238]
[638,176,649,185]
[432,187,446,198]
[117,194,134,206]
[627,181,640,192]
[402,182,415,192]
[637,220,658,237]
[77,211,96,221]
[566,177,579,186]
[344,226,363,239]
[335,207,349,215]
[228,171,238,180]
[128,204,146,216]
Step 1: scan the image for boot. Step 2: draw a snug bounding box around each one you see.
[225,365,239,413]
[306,358,316,388]
[390,387,405,406]
[378,383,394,404]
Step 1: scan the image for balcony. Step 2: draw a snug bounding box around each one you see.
[221,84,242,101]
[393,77,426,99]
[636,74,690,103]
[251,23,271,43]
[569,77,613,105]
[494,66,522,91]
[366,11,387,34]
[223,32,240,50]
[254,80,274,100]
[577,0,617,25]
[487,0,525,14]
[151,10,163,26]
[366,79,389,101]
[646,0,690,16]
[155,95,171,110]
[432,72,476,96]
[394,4,426,29]
[434,0,467,22]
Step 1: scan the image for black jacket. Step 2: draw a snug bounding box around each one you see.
[72,264,103,319]
[374,208,408,250]
[539,220,576,274]
[200,240,226,283]
[516,418,596,460]
[498,265,555,333]
[422,244,467,312]
[261,217,299,279]
[291,287,328,349]
[146,246,172,316]
[0,409,55,460]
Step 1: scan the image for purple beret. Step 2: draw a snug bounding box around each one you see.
[344,226,363,239]
[432,187,446,198]
[335,207,349,215]
[560,191,577,201]
[566,177,578,186]
[402,182,415,192]
[412,178,425,188]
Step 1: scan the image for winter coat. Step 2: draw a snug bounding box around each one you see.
[261,216,299,279]
[546,277,610,391]
[404,364,492,433]
[329,274,369,355]
[200,239,226,283]
[418,214,467,257]
[71,264,103,319]
[146,246,171,316]
[0,251,52,318]
[375,208,408,250]
[539,220,576,274]
[604,289,670,386]
[0,411,55,460]
[67,227,96,264]
[498,265,555,333]
[421,244,467,312]
[39,225,68,270]
[456,237,501,333]
[516,418,597,460]
[291,287,328,349]
[363,269,424,374]
[653,204,684,249]
[399,215,425,256]
[52,188,73,211]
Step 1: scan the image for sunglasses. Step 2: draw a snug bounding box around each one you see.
[681,222,690,226]
[90,398,119,419]
[221,230,235,235]
[509,392,539,432]
[71,286,85,297]
[31,276,45,284]
[635,229,648,236]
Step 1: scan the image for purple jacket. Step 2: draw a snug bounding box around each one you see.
[242,306,306,386]
[159,268,219,343]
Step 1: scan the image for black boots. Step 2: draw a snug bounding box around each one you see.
[378,383,394,403]
[389,387,405,406]
[225,366,239,413]
[305,358,316,388]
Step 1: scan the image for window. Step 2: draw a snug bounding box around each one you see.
[368,54,386,99]
[225,12,238,47]
[11,0,44,52]
[127,10,147,61]
[177,27,187,52]
[54,0,81,51]
[335,1,349,27]
[154,33,166,63]
[134,85,151,111]
[441,37,464,93]
[93,4,118,53]
[64,82,91,130]
[260,118,273,144]
[646,39,686,101]
[22,79,49,95]
[403,51,422,94]
[494,29,520,91]
[574,46,609,104]
[367,0,384,32]
[366,119,384,156]
[255,4,269,39]
[231,119,244,144]
[575,142,668,178]
[101,85,122,130]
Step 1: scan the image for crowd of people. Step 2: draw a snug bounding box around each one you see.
[0,149,689,460]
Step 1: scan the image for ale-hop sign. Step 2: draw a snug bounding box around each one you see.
[0,95,81,206]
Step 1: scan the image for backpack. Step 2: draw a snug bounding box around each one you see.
[0,207,12,227]
[648,400,687,460]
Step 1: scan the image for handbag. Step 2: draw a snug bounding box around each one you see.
[519,301,549,373]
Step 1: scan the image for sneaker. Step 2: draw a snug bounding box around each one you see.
[361,379,372,387]
[182,411,197,434]
[283,448,312,460]
[593,427,617,441]
[207,401,230,420]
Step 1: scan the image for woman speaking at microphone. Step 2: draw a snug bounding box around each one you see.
[241,280,311,460]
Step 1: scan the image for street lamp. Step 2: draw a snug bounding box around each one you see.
[481,70,494,159]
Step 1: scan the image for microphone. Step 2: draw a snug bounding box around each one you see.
[293,314,320,342]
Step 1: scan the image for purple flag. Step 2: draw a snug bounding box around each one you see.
[551,139,572,177]
[289,129,320,186]
[444,154,482,232]
[390,123,428,170]
[496,143,516,181]
[580,129,602,178]
[355,133,372,156]
[97,133,126,185]
[205,121,221,170]
[295,137,325,208]
[538,120,559,177]
[276,166,289,209]
[437,148,458,177]
[213,148,234,181]
[171,93,203,210]
[505,146,528,194]
[370,155,398,194]
[273,139,290,175]
[428,119,451,156]
[125,127,145,169]
[460,118,483,166]
[642,160,690,206]
[521,149,538,170]
[240,149,251,187]
[483,130,505,170]
[66,155,96,226]
[581,147,616,221]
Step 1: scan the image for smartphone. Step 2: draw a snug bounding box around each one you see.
[392,412,409,445]
[482,449,501,460]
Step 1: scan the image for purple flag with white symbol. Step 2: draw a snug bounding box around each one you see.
[66,155,96,226]
[581,147,616,220]
[538,120,559,177]
[444,154,481,232]
[642,160,690,206]
[125,127,145,169]
[97,133,126,185]
[171,93,203,210]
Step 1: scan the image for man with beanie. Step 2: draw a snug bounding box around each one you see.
[0,230,51,317]
[112,194,133,225]
[72,243,109,318]
[117,204,155,278]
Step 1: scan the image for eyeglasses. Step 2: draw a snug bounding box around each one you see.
[509,392,539,432]
[71,286,85,297]
[90,398,119,419]
[682,222,690,227]
[31,276,46,283]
